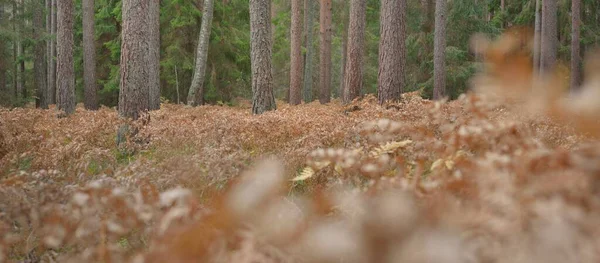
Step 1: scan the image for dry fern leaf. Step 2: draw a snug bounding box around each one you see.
[369,140,412,158]
[292,167,315,182]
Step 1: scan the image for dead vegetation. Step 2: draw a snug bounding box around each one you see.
[1,30,600,262]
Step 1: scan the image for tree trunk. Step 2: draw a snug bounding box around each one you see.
[303,0,315,102]
[533,0,541,75]
[570,0,581,90]
[540,0,557,76]
[0,4,5,95]
[46,0,50,100]
[318,0,332,104]
[187,0,214,106]
[12,0,17,99]
[342,0,366,104]
[249,0,276,114]
[339,15,348,100]
[83,0,98,110]
[56,0,75,115]
[49,0,57,104]
[119,0,150,120]
[34,0,48,109]
[433,0,446,100]
[148,0,160,110]
[15,0,24,100]
[377,0,406,104]
[289,0,303,105]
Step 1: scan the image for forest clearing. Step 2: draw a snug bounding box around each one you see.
[1,0,600,261]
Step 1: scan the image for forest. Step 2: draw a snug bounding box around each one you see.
[1,0,600,262]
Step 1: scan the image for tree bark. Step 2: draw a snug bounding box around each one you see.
[570,0,581,90]
[289,0,303,105]
[433,0,446,100]
[118,0,150,120]
[533,0,541,75]
[49,0,57,104]
[34,0,48,109]
[318,0,332,104]
[540,0,557,76]
[0,4,5,95]
[342,0,366,104]
[15,0,24,100]
[46,0,51,101]
[303,0,315,102]
[339,12,348,100]
[377,0,406,104]
[187,0,214,106]
[57,0,75,115]
[83,0,98,110]
[249,0,276,114]
[148,0,160,110]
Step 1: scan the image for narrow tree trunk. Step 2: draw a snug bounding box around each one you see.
[570,0,581,90]
[148,0,160,110]
[119,0,150,120]
[15,0,23,100]
[533,0,541,75]
[378,0,406,104]
[339,19,347,100]
[342,0,367,104]
[288,0,303,105]
[433,0,446,100]
[12,0,17,99]
[318,0,332,104]
[187,0,215,106]
[540,0,557,76]
[303,0,315,103]
[0,4,5,95]
[56,0,75,115]
[83,0,98,110]
[34,0,48,109]
[49,0,57,104]
[249,0,276,114]
[46,0,50,99]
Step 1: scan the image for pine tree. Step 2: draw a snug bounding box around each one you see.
[34,0,48,108]
[56,0,75,115]
[187,0,215,106]
[571,0,581,90]
[377,0,406,104]
[289,0,303,105]
[318,0,332,104]
[342,0,366,104]
[83,0,98,110]
[249,0,276,114]
[433,0,446,100]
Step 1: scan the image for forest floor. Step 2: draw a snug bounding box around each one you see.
[1,91,600,262]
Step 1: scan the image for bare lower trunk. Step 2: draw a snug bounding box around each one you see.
[533,0,541,75]
[83,0,98,110]
[318,0,332,104]
[377,0,406,104]
[433,0,446,100]
[570,0,581,90]
[342,0,366,104]
[250,0,276,114]
[34,0,48,108]
[540,0,557,76]
[289,0,303,105]
[303,0,315,102]
[56,0,75,115]
[339,22,347,100]
[49,0,57,104]
[187,0,214,106]
[148,0,160,110]
[119,0,150,120]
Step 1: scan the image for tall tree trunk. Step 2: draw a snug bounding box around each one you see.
[12,0,17,99]
[0,4,5,95]
[570,0,581,90]
[342,0,366,104]
[303,0,315,102]
[15,0,23,100]
[148,0,160,110]
[187,0,214,106]
[249,0,276,114]
[46,0,50,97]
[34,0,48,109]
[289,0,303,105]
[540,0,557,76]
[433,0,446,100]
[339,15,348,100]
[318,0,332,104]
[49,0,57,104]
[378,0,406,104]
[83,0,98,110]
[56,0,75,115]
[119,0,150,120]
[533,0,541,75]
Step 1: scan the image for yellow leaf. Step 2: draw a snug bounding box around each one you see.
[430,159,444,171]
[292,167,314,181]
